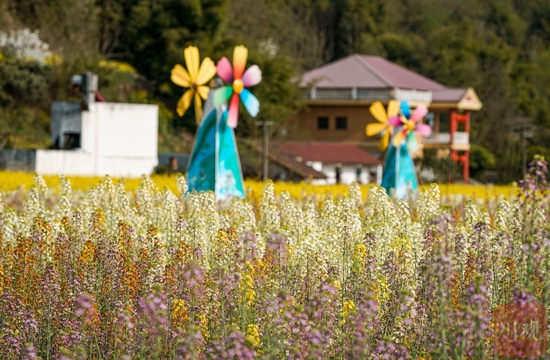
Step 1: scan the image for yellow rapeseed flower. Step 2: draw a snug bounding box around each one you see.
[0,170,518,201]
[245,323,261,349]
[99,59,136,73]
[340,300,356,324]
[79,241,95,263]
[353,243,367,264]
[196,313,209,340]
[171,299,190,328]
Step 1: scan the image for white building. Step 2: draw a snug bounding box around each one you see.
[37,101,158,177]
[269,141,383,185]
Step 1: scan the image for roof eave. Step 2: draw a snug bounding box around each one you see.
[430,102,483,111]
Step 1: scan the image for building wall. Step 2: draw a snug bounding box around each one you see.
[289,105,380,144]
[289,104,437,157]
[51,102,82,148]
[0,150,36,172]
[80,102,158,157]
[39,102,159,177]
[310,162,381,185]
[93,103,158,158]
[35,150,159,177]
[36,150,94,176]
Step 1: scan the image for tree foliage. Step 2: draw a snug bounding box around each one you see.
[1,0,550,182]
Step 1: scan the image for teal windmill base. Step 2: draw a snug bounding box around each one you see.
[381,143,419,199]
[187,108,245,200]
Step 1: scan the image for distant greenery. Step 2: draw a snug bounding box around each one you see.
[1,0,550,182]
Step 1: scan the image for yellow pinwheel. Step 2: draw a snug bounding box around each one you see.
[366,100,399,151]
[171,46,217,124]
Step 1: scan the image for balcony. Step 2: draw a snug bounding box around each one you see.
[424,131,469,150]
[308,88,392,100]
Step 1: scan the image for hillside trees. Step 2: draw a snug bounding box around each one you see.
[1,0,550,181]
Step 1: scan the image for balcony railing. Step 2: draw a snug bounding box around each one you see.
[306,87,432,102]
[393,88,433,103]
[424,132,451,143]
[424,131,469,147]
[307,88,393,100]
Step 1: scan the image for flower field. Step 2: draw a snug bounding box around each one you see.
[0,159,548,359]
[0,170,516,201]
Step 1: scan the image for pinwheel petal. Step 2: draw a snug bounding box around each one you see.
[239,88,260,117]
[233,45,248,79]
[197,85,210,100]
[171,64,191,87]
[366,122,385,136]
[194,92,203,124]
[411,105,428,122]
[216,57,234,83]
[393,129,407,147]
[176,89,194,117]
[380,131,390,151]
[408,132,419,152]
[388,115,402,127]
[369,101,388,124]
[387,100,399,117]
[196,57,216,86]
[415,123,432,137]
[400,100,411,119]
[242,65,262,87]
[184,46,200,81]
[213,86,233,107]
[227,93,240,128]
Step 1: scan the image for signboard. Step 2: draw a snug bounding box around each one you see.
[451,131,470,151]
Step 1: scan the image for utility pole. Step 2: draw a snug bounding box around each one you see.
[255,121,274,181]
[512,119,533,178]
[521,130,526,177]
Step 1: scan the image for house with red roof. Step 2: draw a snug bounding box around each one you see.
[246,140,382,184]
[285,54,482,183]
[271,141,382,185]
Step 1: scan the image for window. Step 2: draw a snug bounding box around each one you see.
[63,132,81,150]
[317,116,329,130]
[356,167,362,183]
[425,112,435,139]
[439,111,449,132]
[335,166,341,184]
[336,116,347,130]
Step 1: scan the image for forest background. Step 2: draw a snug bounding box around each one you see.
[1,0,550,183]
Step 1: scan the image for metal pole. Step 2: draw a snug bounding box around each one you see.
[256,121,274,181]
[521,129,526,177]
[262,122,268,181]
[448,148,452,184]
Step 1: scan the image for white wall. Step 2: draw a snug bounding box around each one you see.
[39,102,159,177]
[36,150,93,176]
[310,162,381,185]
[94,103,158,158]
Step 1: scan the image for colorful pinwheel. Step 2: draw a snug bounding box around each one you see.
[171,46,217,124]
[213,45,262,128]
[366,100,399,151]
[390,101,432,151]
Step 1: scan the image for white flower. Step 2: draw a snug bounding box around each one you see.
[0,28,52,64]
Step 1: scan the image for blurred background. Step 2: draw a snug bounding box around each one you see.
[1,0,549,184]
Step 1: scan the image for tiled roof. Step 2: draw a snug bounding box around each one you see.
[246,141,327,179]
[300,54,446,91]
[272,141,382,166]
[432,88,468,102]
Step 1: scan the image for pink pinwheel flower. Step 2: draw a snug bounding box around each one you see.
[390,100,432,151]
[212,45,262,128]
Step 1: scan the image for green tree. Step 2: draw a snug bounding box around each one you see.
[0,55,50,148]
